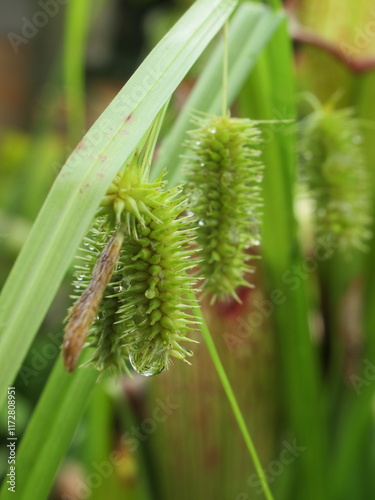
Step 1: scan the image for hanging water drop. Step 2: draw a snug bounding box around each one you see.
[129,351,166,377]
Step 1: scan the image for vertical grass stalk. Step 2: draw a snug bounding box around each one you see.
[192,294,275,500]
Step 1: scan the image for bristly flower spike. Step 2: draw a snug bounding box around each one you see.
[62,104,200,376]
[184,112,264,304]
[116,186,199,376]
[299,96,372,252]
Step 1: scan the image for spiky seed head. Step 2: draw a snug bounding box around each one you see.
[63,171,199,376]
[299,104,372,252]
[117,188,199,376]
[184,113,264,303]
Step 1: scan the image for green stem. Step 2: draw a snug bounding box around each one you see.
[222,21,229,116]
[192,294,275,500]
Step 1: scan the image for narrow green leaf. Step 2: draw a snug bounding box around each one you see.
[0,358,97,500]
[192,294,275,500]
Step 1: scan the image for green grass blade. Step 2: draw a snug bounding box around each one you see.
[0,0,237,412]
[192,295,275,500]
[0,358,97,500]
[152,2,283,185]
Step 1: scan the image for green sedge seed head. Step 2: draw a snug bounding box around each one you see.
[66,169,199,377]
[299,103,372,252]
[184,114,264,303]
[117,188,199,376]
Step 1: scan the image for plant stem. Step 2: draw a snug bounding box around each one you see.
[192,294,275,500]
[222,21,229,116]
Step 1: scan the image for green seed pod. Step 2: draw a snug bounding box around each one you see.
[299,103,372,252]
[184,113,263,303]
[117,188,198,377]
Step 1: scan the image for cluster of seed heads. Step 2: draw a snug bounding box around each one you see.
[63,113,266,376]
[63,96,372,379]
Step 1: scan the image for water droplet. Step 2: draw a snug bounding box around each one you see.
[89,246,95,251]
[198,220,205,227]
[129,352,166,377]
[208,127,217,134]
[195,140,202,147]
[74,285,81,289]
[77,275,84,281]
